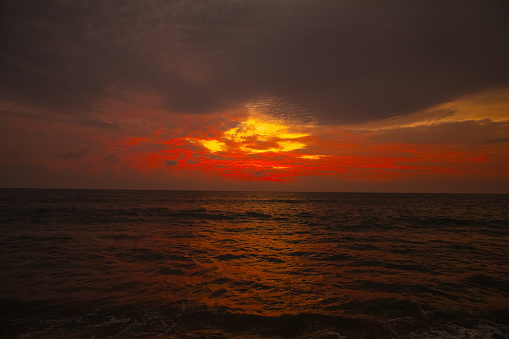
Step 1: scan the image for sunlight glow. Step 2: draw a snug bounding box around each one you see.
[117,95,507,184]
[223,116,309,154]
[300,155,322,159]
[196,139,226,153]
[185,115,312,155]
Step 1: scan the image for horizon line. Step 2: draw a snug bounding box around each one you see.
[0,187,507,195]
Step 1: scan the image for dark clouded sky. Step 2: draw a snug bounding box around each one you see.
[1,0,509,192]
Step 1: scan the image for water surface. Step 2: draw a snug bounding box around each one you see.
[1,189,508,338]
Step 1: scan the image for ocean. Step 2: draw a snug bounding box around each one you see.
[0,189,508,338]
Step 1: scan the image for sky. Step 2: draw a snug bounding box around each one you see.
[1,0,509,193]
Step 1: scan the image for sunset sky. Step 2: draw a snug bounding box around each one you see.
[1,0,508,193]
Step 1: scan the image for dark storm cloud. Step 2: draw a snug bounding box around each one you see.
[1,0,508,123]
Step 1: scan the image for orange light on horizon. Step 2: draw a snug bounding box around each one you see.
[112,110,506,183]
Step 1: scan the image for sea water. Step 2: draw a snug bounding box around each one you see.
[0,189,508,338]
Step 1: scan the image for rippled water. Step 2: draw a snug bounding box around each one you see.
[1,189,508,338]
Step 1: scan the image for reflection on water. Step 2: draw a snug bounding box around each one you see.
[1,189,508,337]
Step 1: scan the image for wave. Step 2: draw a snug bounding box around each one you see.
[2,299,508,338]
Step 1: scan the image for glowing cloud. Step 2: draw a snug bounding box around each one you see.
[300,155,322,160]
[351,88,509,131]
[194,139,226,153]
[107,89,509,186]
[222,116,310,154]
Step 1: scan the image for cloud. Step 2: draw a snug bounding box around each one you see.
[103,154,118,163]
[1,0,508,123]
[56,148,88,159]
[369,120,509,146]
[342,89,509,146]
[1,0,508,193]
[350,89,509,130]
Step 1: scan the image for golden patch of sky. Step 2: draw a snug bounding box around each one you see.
[347,88,509,131]
[300,155,322,159]
[194,113,312,154]
[197,139,226,153]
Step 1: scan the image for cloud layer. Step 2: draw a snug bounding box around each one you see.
[2,0,509,123]
[1,0,509,192]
